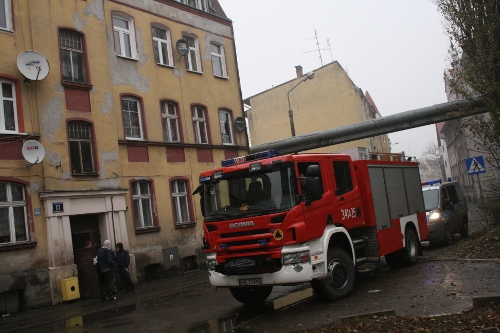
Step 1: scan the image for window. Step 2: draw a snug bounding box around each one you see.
[175,0,210,12]
[333,161,353,196]
[113,14,137,59]
[122,97,143,139]
[68,121,95,175]
[218,110,233,145]
[183,36,201,72]
[152,26,173,66]
[171,179,192,226]
[0,0,12,31]
[192,105,208,144]
[0,181,28,244]
[0,79,18,133]
[132,181,154,229]
[211,43,227,78]
[162,101,180,142]
[60,29,86,84]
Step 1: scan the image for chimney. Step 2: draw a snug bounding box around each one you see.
[295,65,303,78]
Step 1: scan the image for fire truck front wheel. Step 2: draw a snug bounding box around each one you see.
[229,286,273,304]
[311,247,355,302]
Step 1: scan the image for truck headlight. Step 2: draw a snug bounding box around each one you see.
[429,210,441,221]
[283,250,310,265]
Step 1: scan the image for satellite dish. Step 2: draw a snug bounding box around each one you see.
[176,39,189,57]
[17,51,50,81]
[234,117,246,132]
[22,140,45,165]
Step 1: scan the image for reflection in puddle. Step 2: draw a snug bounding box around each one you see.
[56,303,137,330]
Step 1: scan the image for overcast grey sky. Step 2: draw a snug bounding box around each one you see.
[217,0,450,158]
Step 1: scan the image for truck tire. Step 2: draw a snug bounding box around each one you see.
[229,286,273,304]
[311,247,355,302]
[444,224,453,246]
[459,218,469,238]
[385,227,419,267]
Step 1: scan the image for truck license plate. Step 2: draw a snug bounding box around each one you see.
[238,278,262,286]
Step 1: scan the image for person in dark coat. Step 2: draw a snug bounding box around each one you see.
[115,242,135,293]
[97,240,116,300]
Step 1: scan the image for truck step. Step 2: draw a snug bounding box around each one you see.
[352,239,363,245]
[356,257,367,264]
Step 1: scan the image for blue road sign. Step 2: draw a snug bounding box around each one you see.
[466,156,486,175]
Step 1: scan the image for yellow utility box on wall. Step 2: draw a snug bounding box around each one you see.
[61,277,80,301]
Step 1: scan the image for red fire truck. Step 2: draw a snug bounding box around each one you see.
[197,150,428,304]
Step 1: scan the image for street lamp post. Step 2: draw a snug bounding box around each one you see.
[287,71,315,137]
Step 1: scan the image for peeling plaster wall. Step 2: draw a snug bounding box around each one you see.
[107,27,150,92]
[41,96,64,143]
[83,0,105,22]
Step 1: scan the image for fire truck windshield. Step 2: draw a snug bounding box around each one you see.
[203,163,296,221]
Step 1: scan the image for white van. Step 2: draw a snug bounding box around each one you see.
[422,180,468,245]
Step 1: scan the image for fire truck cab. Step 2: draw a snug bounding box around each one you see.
[197,150,428,304]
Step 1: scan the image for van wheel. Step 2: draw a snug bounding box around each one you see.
[459,218,469,238]
[385,227,419,267]
[444,224,454,246]
[311,247,354,302]
[229,286,273,304]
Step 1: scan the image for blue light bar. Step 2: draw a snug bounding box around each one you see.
[199,176,211,183]
[422,179,442,186]
[221,149,278,167]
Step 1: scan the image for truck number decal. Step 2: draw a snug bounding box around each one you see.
[341,207,356,220]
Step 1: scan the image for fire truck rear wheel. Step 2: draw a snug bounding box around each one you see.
[311,247,354,302]
[229,286,273,304]
[385,226,419,267]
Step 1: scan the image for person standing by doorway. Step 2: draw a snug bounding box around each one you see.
[115,242,135,293]
[97,240,116,301]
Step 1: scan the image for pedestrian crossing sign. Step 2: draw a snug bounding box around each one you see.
[466,156,486,175]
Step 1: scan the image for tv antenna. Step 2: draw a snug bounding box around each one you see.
[304,29,327,66]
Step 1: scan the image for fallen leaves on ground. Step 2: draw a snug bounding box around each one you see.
[301,305,500,332]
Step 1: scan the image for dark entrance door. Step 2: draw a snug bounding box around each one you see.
[71,214,101,299]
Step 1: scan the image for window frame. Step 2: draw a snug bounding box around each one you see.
[175,0,210,12]
[0,78,19,133]
[0,0,13,32]
[0,180,29,246]
[121,95,146,140]
[183,35,202,73]
[112,12,138,60]
[192,105,210,144]
[218,109,234,145]
[161,99,182,143]
[170,178,195,228]
[67,120,97,176]
[130,179,158,231]
[152,24,174,67]
[210,42,228,78]
[59,28,89,84]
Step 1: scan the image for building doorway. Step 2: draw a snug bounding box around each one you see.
[70,214,101,299]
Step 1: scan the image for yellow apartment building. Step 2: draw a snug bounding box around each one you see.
[0,0,246,310]
[244,62,391,156]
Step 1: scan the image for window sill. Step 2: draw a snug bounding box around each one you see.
[213,75,229,80]
[156,63,175,69]
[0,241,37,252]
[135,226,161,234]
[125,137,147,142]
[71,173,99,178]
[174,222,196,229]
[186,69,203,75]
[61,81,92,90]
[117,54,138,61]
[0,28,14,34]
